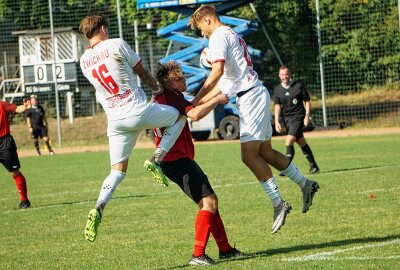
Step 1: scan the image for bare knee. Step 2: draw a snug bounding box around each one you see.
[199,193,218,214]
[10,169,21,178]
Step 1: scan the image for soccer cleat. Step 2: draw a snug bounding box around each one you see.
[271,200,292,234]
[188,254,216,266]
[144,160,169,186]
[84,208,101,242]
[49,151,55,156]
[309,164,320,174]
[18,200,31,209]
[219,247,250,260]
[302,179,320,213]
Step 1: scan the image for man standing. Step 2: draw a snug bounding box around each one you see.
[0,99,31,208]
[26,95,54,156]
[189,5,319,234]
[154,61,247,265]
[79,13,185,242]
[273,66,319,173]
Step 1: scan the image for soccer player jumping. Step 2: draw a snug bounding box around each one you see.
[79,14,186,242]
[189,5,320,234]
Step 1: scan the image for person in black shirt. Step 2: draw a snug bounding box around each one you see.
[26,95,54,156]
[273,66,319,173]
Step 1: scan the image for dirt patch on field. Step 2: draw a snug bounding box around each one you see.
[17,127,400,157]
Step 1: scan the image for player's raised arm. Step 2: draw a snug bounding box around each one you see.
[192,59,224,106]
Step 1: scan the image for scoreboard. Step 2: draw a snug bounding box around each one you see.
[13,27,88,93]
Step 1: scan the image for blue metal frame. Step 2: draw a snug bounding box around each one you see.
[138,1,261,93]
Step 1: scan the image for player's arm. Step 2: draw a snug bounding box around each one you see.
[274,104,283,133]
[26,116,33,133]
[191,61,224,105]
[133,63,163,95]
[187,93,228,121]
[15,99,31,114]
[304,100,311,127]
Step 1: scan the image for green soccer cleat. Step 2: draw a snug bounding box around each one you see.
[84,208,101,242]
[144,160,169,186]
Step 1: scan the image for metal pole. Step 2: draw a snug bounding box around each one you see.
[398,0,400,31]
[3,51,8,79]
[316,0,327,127]
[48,0,62,145]
[116,0,123,39]
[134,20,141,87]
[249,3,284,66]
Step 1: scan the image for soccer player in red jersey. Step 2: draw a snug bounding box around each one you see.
[154,61,249,266]
[0,99,32,208]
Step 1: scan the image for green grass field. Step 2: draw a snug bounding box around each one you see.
[1,134,399,270]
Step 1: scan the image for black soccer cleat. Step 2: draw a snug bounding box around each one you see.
[302,180,320,213]
[309,164,320,174]
[18,200,31,209]
[219,247,250,260]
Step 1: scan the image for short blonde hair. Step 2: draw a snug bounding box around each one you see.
[156,61,183,88]
[188,4,217,30]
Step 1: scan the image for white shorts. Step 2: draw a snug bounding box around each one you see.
[107,102,179,165]
[236,85,273,143]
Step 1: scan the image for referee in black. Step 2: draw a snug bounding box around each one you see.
[273,66,319,173]
[26,95,54,156]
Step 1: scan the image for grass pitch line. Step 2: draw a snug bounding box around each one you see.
[282,239,400,262]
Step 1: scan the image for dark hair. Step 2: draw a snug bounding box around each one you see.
[79,13,110,39]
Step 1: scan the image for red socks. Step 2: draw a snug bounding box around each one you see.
[13,173,28,201]
[193,210,213,257]
[193,210,233,256]
[211,211,232,253]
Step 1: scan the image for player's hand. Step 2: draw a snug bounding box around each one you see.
[275,122,282,133]
[23,99,32,109]
[28,127,33,133]
[216,94,229,104]
[304,117,310,127]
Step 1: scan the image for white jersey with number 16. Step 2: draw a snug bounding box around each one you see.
[80,38,148,120]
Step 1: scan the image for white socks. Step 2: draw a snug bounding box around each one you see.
[280,162,307,189]
[155,116,187,163]
[260,177,282,208]
[95,170,126,214]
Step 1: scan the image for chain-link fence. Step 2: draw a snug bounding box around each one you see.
[0,0,399,147]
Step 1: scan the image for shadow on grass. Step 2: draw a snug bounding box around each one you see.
[314,163,400,175]
[155,234,400,270]
[32,194,147,209]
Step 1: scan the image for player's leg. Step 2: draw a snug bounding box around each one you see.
[31,131,41,156]
[0,142,30,209]
[238,86,291,234]
[259,140,320,213]
[296,136,319,173]
[143,103,185,163]
[41,127,54,155]
[84,124,138,242]
[285,135,296,162]
[137,103,185,185]
[160,159,216,265]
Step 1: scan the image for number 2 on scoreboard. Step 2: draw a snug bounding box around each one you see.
[92,64,119,95]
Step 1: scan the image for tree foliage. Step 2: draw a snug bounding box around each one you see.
[0,0,398,93]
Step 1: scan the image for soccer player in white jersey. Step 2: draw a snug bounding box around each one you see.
[79,14,186,242]
[189,5,320,234]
